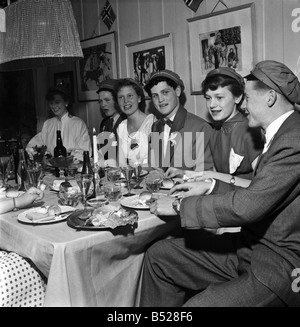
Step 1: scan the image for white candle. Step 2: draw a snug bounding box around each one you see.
[93,127,98,166]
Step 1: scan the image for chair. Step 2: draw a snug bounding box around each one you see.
[0,251,46,307]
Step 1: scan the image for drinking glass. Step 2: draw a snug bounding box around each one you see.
[103,182,122,202]
[75,173,94,219]
[0,155,12,188]
[106,168,121,183]
[58,184,80,206]
[24,164,43,190]
[132,164,143,189]
[145,175,162,193]
[120,166,135,197]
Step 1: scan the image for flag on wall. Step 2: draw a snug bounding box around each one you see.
[101,0,116,30]
[183,0,203,13]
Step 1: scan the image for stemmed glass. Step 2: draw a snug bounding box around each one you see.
[0,155,12,188]
[76,173,94,219]
[120,165,135,197]
[48,156,74,179]
[132,164,143,189]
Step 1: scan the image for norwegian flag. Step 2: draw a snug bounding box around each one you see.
[183,0,203,13]
[101,0,116,30]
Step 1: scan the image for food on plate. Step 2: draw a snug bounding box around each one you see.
[25,205,61,221]
[162,178,175,188]
[47,204,62,216]
[85,205,138,228]
[138,191,152,206]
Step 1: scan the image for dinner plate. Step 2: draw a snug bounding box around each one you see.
[67,208,138,230]
[120,194,150,209]
[17,205,77,225]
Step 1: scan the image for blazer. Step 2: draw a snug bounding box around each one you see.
[180,111,300,306]
[148,105,213,172]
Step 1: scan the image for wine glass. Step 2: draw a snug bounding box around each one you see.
[48,156,74,179]
[120,165,135,197]
[0,155,12,188]
[75,173,94,219]
[106,167,121,183]
[132,164,143,189]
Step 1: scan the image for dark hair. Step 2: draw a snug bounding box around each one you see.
[145,76,178,97]
[202,75,244,98]
[115,78,146,111]
[46,86,71,103]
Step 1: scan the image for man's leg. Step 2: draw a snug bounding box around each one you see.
[140,232,239,307]
[183,269,286,307]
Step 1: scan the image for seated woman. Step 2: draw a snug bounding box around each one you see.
[0,187,46,307]
[26,86,92,161]
[115,78,155,167]
[166,67,264,189]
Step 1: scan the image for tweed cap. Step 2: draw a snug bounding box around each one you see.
[205,67,245,88]
[96,79,118,94]
[246,60,300,104]
[144,69,185,94]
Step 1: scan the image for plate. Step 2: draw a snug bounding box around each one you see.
[120,194,150,209]
[67,208,138,230]
[17,205,77,225]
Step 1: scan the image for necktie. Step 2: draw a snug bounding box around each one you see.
[104,117,114,132]
[161,118,173,128]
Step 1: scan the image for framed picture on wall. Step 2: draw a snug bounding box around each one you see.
[125,33,174,95]
[54,71,75,103]
[187,3,255,94]
[75,31,118,102]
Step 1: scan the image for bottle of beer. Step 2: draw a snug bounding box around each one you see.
[81,150,95,199]
[53,130,67,177]
[17,159,27,192]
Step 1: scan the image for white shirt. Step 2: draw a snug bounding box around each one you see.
[27,112,92,156]
[262,110,294,154]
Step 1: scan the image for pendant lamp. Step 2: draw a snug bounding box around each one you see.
[0,0,83,71]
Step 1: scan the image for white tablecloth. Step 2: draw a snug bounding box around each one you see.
[0,179,180,307]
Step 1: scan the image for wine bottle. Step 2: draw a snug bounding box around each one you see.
[17,159,27,192]
[13,134,23,183]
[53,130,67,177]
[81,150,96,199]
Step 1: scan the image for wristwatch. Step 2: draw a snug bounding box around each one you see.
[172,198,181,215]
[230,175,236,185]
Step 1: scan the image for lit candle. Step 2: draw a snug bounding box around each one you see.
[93,127,98,166]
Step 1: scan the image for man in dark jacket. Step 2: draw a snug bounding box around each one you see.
[140,60,300,307]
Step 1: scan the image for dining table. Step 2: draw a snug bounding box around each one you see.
[0,172,181,307]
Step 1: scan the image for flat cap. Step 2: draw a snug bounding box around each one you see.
[96,79,118,94]
[246,60,300,104]
[144,69,185,94]
[205,67,245,88]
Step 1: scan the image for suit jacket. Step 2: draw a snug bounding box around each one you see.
[149,105,213,171]
[181,111,300,306]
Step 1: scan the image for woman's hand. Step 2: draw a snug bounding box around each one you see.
[169,181,212,198]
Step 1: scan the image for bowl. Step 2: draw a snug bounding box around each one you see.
[87,197,109,208]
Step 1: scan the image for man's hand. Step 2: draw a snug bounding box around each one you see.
[169,181,212,198]
[165,167,184,178]
[149,196,177,216]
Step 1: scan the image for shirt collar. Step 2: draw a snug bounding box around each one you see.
[264,110,294,148]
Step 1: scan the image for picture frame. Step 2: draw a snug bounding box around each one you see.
[54,71,75,103]
[75,31,118,102]
[187,3,255,94]
[125,33,174,94]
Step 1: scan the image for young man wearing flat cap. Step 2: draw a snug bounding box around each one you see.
[140,60,300,307]
[96,79,125,162]
[144,69,213,172]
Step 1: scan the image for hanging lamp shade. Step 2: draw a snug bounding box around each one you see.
[0,0,83,71]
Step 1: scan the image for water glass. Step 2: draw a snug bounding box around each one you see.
[107,168,121,182]
[24,165,43,190]
[145,176,162,193]
[103,182,122,202]
[59,185,80,206]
